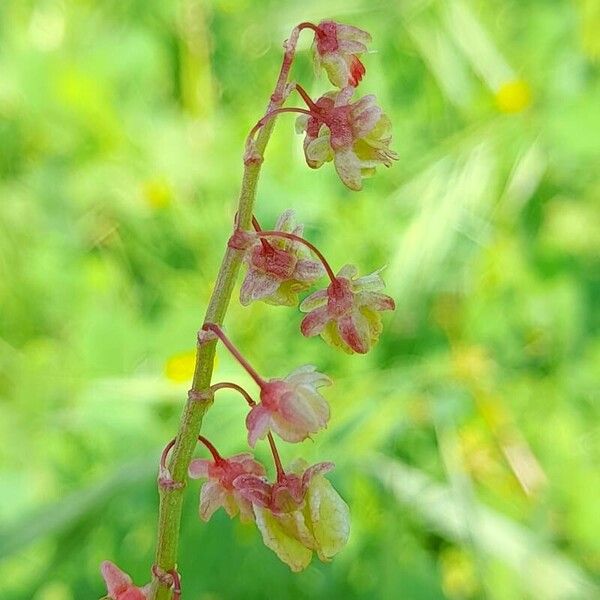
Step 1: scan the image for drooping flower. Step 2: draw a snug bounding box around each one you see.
[246,365,332,447]
[312,20,371,88]
[235,210,325,306]
[188,453,266,522]
[100,561,150,600]
[234,460,350,572]
[295,89,398,191]
[300,264,395,354]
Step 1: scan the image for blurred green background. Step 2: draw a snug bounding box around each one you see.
[1,0,599,598]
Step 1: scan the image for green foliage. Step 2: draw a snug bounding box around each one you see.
[0,1,598,598]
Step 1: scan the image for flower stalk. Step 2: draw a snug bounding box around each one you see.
[101,18,395,600]
[150,30,302,600]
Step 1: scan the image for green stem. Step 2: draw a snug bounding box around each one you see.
[150,25,303,600]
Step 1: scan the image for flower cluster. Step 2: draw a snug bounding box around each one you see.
[180,322,349,571]
[236,460,350,571]
[101,18,397,598]
[295,89,398,191]
[232,210,395,354]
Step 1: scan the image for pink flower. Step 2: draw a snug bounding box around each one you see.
[296,89,398,191]
[300,264,395,354]
[237,210,325,306]
[234,460,350,571]
[100,561,150,600]
[188,453,266,522]
[312,21,371,88]
[246,365,331,447]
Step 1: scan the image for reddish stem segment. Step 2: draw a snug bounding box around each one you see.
[268,434,286,481]
[203,324,266,387]
[297,21,320,35]
[251,216,262,232]
[256,230,337,282]
[247,107,313,143]
[250,215,272,252]
[294,83,321,113]
[169,570,181,600]
[211,381,285,480]
[197,435,223,464]
[160,438,177,474]
[210,381,256,406]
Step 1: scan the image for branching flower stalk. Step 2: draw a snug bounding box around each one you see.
[100,18,397,600]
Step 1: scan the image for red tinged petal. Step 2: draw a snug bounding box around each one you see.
[100,562,148,600]
[337,313,370,354]
[302,461,335,491]
[101,562,132,597]
[233,474,272,508]
[300,306,330,337]
[246,403,272,447]
[359,291,396,312]
[349,55,366,87]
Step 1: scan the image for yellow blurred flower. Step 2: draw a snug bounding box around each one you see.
[495,79,532,113]
[440,548,478,599]
[143,177,172,209]
[164,350,218,383]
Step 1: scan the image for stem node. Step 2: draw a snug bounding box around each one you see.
[187,389,214,404]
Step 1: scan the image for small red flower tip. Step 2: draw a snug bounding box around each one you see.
[233,460,350,571]
[245,365,332,447]
[312,21,372,88]
[100,561,150,600]
[299,264,395,354]
[295,89,398,191]
[239,210,325,306]
[188,453,266,522]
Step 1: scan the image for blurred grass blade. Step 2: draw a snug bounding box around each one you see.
[0,456,156,558]
[372,455,598,600]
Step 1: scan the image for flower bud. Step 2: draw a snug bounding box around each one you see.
[312,21,371,88]
[246,365,331,446]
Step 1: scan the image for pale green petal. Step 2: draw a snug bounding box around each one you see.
[366,113,392,142]
[307,475,351,561]
[337,264,359,279]
[306,133,333,168]
[352,269,385,292]
[321,320,354,354]
[278,510,316,550]
[322,54,349,89]
[275,209,297,232]
[254,506,313,572]
[360,166,377,178]
[299,288,328,312]
[295,113,309,134]
[334,148,363,191]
